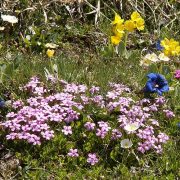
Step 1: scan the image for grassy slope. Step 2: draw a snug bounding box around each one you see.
[0,47,179,179]
[0,18,180,179]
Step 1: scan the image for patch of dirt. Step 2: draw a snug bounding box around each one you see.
[0,146,20,180]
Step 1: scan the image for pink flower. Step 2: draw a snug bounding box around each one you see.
[157,133,169,143]
[67,148,79,157]
[87,153,99,165]
[96,121,111,139]
[12,100,24,109]
[89,86,100,94]
[6,133,18,140]
[163,110,175,118]
[62,126,72,135]
[84,122,96,131]
[41,130,54,140]
[174,70,180,79]
[154,145,163,154]
[111,129,122,140]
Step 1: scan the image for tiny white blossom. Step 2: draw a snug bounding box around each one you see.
[0,26,5,31]
[158,53,170,62]
[45,43,59,49]
[121,139,133,148]
[124,122,140,132]
[1,15,18,24]
[26,35,31,41]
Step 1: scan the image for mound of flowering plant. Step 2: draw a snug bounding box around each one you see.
[1,77,174,166]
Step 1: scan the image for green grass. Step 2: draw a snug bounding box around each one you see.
[0,47,179,179]
[0,1,180,178]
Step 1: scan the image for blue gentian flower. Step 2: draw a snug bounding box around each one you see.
[156,40,164,51]
[0,98,5,108]
[144,73,169,96]
[177,122,180,128]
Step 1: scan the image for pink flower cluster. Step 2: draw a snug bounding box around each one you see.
[67,148,79,157]
[163,109,175,118]
[1,77,173,157]
[137,126,169,154]
[67,149,99,166]
[174,70,180,79]
[84,122,96,131]
[2,77,83,145]
[87,153,99,165]
[96,121,111,139]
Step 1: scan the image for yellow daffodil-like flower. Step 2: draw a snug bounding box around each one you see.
[112,13,124,25]
[131,11,141,21]
[111,35,123,45]
[124,20,136,32]
[135,18,145,30]
[130,11,145,31]
[115,23,124,33]
[46,49,55,58]
[110,12,144,46]
[111,13,125,45]
[161,38,180,56]
[112,23,124,36]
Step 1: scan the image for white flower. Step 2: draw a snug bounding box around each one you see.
[25,35,31,41]
[45,43,59,49]
[124,122,140,132]
[144,53,159,62]
[28,26,36,35]
[158,53,170,62]
[140,53,159,67]
[143,107,150,112]
[37,42,41,46]
[121,139,133,148]
[5,100,12,107]
[0,26,5,31]
[1,15,18,24]
[169,87,174,91]
[140,58,152,67]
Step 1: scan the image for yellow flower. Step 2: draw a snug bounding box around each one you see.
[130,11,145,31]
[124,20,136,32]
[113,24,124,38]
[46,49,55,58]
[161,38,180,56]
[115,22,124,32]
[111,35,123,45]
[112,13,124,25]
[135,18,144,30]
[131,11,141,21]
